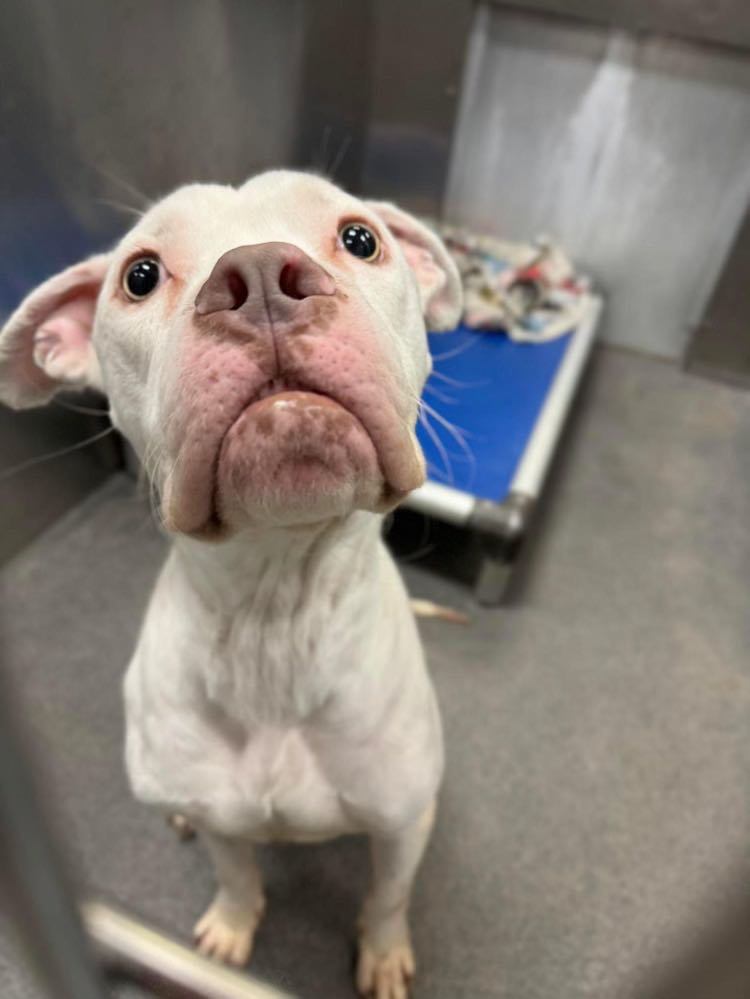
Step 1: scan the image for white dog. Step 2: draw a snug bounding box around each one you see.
[0,170,462,998]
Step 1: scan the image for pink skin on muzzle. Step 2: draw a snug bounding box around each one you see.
[161,242,424,535]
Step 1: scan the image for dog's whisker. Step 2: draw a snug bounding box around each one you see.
[328,133,352,180]
[315,124,332,173]
[88,160,152,211]
[134,437,164,530]
[420,400,474,441]
[138,443,174,535]
[392,509,435,565]
[0,425,116,482]
[418,408,454,484]
[420,401,477,482]
[429,369,489,389]
[423,383,457,406]
[430,336,478,362]
[144,467,169,534]
[400,542,437,563]
[96,197,147,220]
[53,397,111,417]
[425,458,455,484]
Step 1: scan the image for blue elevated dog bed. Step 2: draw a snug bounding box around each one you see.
[405,295,603,603]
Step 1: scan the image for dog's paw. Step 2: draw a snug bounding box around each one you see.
[356,941,415,998]
[193,896,264,967]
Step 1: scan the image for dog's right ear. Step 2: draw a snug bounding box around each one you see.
[0,253,111,409]
[366,201,463,332]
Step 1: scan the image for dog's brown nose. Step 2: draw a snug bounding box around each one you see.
[194,242,336,323]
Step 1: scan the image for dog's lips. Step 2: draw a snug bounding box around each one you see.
[245,387,345,415]
[235,386,362,431]
[212,387,384,525]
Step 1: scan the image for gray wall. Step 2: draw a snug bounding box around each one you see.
[445,4,750,359]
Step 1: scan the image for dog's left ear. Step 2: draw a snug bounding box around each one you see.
[0,253,111,409]
[367,202,463,332]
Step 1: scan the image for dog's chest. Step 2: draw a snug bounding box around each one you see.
[125,583,374,839]
[204,586,364,726]
[128,638,358,840]
[218,721,355,842]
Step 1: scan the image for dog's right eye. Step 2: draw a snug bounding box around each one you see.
[123,257,161,300]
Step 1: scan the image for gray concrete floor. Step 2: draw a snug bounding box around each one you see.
[2,346,750,999]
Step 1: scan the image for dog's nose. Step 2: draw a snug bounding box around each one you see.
[194,242,336,322]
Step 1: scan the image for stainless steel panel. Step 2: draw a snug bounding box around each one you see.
[445,4,750,358]
[362,0,474,214]
[293,0,473,212]
[490,0,750,53]
[292,0,374,193]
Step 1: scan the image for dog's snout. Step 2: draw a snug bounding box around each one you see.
[194,242,336,323]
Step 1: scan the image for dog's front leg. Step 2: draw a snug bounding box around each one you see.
[357,801,436,998]
[193,831,266,966]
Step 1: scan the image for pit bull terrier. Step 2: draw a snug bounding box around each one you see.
[0,170,462,998]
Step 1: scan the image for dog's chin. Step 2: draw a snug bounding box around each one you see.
[212,391,389,531]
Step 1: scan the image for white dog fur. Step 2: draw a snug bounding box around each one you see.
[0,170,463,998]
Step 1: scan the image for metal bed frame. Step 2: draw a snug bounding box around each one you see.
[403,294,603,604]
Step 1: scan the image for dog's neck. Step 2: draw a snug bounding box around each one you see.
[168,511,386,724]
[172,510,383,616]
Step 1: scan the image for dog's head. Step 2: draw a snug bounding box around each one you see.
[0,171,462,536]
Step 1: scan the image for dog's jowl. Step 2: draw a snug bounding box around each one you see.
[0,171,463,998]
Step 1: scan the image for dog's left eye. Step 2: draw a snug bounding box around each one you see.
[123,257,162,300]
[339,223,379,261]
